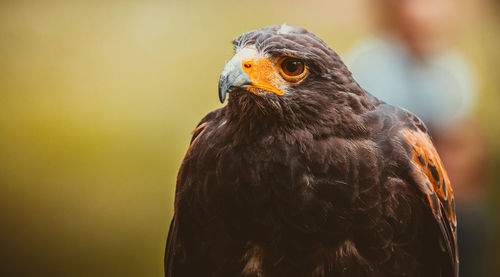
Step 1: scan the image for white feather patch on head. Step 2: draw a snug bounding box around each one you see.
[234,46,258,59]
[277,24,295,35]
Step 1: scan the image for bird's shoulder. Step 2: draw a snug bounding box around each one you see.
[189,108,225,142]
[367,101,458,276]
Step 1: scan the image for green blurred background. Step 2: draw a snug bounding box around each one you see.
[0,0,498,276]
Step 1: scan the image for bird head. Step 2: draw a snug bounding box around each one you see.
[218,25,365,123]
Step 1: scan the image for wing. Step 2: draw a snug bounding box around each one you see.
[164,110,218,277]
[401,128,458,276]
[164,213,178,277]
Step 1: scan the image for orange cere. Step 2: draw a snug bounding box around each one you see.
[240,54,285,96]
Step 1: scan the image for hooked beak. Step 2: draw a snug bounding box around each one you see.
[218,58,251,103]
[218,47,285,103]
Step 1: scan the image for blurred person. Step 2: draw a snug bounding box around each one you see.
[346,0,490,276]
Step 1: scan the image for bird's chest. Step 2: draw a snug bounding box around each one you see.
[209,141,305,208]
[190,136,365,235]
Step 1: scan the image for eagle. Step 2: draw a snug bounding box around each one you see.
[164,25,458,277]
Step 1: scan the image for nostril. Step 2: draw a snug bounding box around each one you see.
[243,63,251,69]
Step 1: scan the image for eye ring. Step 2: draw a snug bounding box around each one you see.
[278,57,307,81]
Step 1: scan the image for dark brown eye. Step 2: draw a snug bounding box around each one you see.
[280,57,306,77]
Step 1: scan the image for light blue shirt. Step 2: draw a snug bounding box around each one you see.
[345,36,476,128]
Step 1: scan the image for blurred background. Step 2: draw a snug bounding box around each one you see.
[0,0,498,276]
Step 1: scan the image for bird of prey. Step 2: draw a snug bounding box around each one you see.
[165,25,458,277]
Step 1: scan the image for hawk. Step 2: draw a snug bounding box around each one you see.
[165,25,458,277]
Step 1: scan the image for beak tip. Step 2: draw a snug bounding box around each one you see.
[218,90,226,103]
[218,78,227,103]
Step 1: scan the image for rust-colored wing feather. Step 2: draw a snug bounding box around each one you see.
[401,128,458,276]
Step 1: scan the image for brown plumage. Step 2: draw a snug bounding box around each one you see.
[165,25,458,277]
